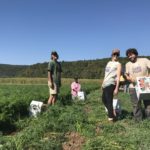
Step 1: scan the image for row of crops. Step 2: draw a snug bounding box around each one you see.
[0,78,101,149]
[0,78,100,133]
[1,78,150,149]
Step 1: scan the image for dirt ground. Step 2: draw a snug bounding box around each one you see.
[62,132,85,150]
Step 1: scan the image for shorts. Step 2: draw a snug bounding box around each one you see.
[48,83,57,95]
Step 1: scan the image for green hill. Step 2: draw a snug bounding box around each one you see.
[0,64,28,77]
[0,56,149,78]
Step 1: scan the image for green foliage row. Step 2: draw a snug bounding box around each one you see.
[0,79,100,134]
[0,80,100,149]
[1,87,150,149]
[0,84,49,134]
[1,79,150,149]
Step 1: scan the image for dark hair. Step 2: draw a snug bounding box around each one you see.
[74,76,78,80]
[126,48,138,56]
[51,51,59,59]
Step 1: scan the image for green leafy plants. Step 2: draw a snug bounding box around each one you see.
[1,78,150,149]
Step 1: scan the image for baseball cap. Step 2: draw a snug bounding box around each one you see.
[112,49,120,56]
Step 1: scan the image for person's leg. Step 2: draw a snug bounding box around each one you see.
[48,83,57,105]
[102,88,111,114]
[102,85,115,120]
[143,100,150,119]
[51,95,56,105]
[48,95,53,105]
[48,85,53,105]
[106,85,116,120]
[102,91,113,121]
[102,89,107,108]
[54,84,59,103]
[129,88,143,121]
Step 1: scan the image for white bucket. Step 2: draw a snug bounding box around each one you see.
[29,100,43,117]
[105,99,121,114]
[77,91,85,100]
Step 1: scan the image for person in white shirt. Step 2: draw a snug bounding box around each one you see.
[125,48,150,121]
[102,49,122,122]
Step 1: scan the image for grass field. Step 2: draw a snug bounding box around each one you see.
[0,78,150,150]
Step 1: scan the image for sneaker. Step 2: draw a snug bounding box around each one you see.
[108,118,113,121]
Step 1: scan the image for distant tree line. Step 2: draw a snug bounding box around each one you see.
[0,56,149,79]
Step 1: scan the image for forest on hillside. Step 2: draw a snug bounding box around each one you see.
[0,56,149,79]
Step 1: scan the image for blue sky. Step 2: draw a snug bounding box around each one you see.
[0,0,150,65]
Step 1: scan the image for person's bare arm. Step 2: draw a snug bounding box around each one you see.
[48,71,54,89]
[114,63,122,95]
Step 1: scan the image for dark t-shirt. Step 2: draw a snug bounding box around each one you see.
[48,60,62,87]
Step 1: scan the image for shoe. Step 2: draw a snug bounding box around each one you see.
[108,118,113,121]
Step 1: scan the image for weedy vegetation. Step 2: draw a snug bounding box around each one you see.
[0,78,150,150]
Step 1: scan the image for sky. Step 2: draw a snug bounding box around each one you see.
[0,0,150,65]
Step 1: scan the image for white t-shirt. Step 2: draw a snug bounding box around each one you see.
[125,58,150,88]
[102,61,120,88]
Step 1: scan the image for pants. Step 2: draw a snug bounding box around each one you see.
[143,100,150,119]
[129,88,143,121]
[102,84,115,118]
[129,88,150,121]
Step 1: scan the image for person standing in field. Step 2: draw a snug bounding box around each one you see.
[102,49,122,122]
[125,48,150,121]
[47,51,62,105]
[71,77,81,100]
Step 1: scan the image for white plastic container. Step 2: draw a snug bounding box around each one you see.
[29,100,43,117]
[105,99,121,114]
[77,91,85,100]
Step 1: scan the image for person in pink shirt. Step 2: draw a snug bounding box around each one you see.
[71,77,81,100]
